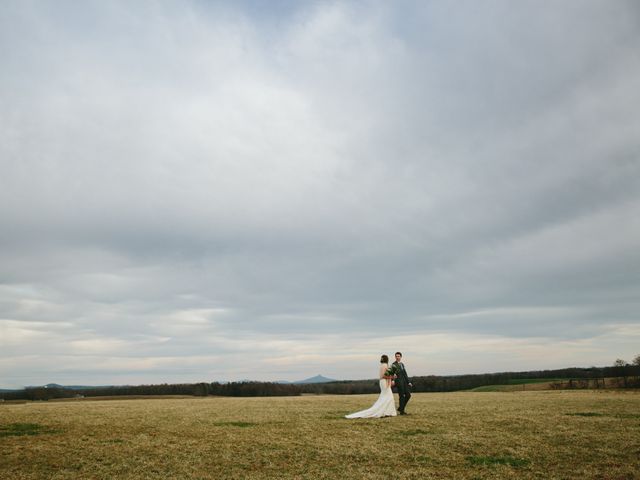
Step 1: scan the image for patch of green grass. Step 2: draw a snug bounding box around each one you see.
[506,378,565,385]
[211,421,256,428]
[398,428,435,436]
[467,455,530,467]
[0,423,53,437]
[468,378,569,391]
[322,411,349,419]
[413,455,430,463]
[566,412,640,420]
[469,385,509,392]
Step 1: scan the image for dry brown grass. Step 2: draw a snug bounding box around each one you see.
[1,391,639,479]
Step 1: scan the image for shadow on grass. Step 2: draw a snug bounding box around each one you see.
[0,423,58,437]
[467,455,530,467]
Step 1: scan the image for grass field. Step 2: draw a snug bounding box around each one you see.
[1,391,639,479]
[467,379,563,392]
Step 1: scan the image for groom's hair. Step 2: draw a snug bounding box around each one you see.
[395,352,402,357]
[380,354,389,363]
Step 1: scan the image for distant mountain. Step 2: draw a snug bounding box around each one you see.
[294,375,336,384]
[24,383,66,389]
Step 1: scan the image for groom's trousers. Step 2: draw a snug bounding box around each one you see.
[397,384,411,412]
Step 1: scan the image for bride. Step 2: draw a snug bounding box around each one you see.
[345,354,397,418]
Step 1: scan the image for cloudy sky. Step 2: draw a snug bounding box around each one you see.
[1,1,639,388]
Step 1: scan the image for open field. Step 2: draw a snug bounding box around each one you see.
[1,391,639,479]
[468,379,564,392]
[467,378,625,392]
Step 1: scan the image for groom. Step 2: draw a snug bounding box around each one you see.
[393,352,412,415]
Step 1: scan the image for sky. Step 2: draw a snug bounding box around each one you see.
[1,0,639,388]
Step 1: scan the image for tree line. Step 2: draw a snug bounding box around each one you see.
[2,355,638,401]
[550,356,640,389]
[0,381,304,401]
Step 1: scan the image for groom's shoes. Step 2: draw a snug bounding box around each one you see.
[398,410,406,415]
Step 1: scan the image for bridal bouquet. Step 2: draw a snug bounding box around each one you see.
[384,364,399,378]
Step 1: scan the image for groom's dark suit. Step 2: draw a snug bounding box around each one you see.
[392,360,411,413]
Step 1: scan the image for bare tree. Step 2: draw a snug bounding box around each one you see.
[613,359,629,387]
[632,355,640,387]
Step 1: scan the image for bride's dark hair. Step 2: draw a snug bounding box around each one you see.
[380,354,389,363]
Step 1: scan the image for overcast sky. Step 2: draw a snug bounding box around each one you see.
[1,1,639,388]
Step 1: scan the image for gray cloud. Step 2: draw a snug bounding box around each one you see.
[1,1,639,387]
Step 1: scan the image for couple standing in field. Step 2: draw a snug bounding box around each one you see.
[345,352,412,418]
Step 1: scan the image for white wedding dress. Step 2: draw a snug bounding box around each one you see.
[345,365,397,419]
